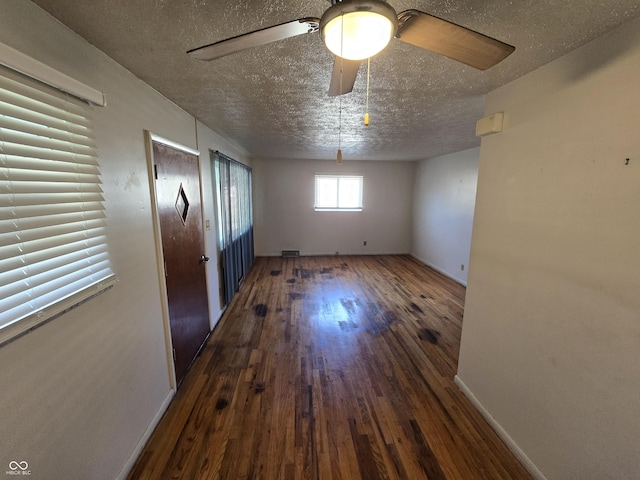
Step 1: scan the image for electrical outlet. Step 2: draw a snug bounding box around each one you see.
[461,264,465,271]
[363,241,367,246]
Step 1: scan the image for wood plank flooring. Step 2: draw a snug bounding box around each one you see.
[128,255,531,480]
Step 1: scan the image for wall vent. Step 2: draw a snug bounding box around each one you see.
[281,250,300,257]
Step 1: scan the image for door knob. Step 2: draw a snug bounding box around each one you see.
[200,255,209,263]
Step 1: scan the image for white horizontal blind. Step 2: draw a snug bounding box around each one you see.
[0,65,114,344]
[314,174,363,211]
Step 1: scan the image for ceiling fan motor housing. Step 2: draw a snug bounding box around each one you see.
[320,0,399,60]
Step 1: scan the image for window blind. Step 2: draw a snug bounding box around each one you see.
[0,65,115,345]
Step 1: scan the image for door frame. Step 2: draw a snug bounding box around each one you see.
[144,130,204,390]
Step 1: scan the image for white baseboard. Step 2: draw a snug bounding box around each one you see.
[409,254,467,287]
[454,375,547,480]
[116,389,175,480]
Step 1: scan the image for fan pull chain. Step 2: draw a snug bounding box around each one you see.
[364,57,370,126]
[337,91,343,165]
[337,12,344,165]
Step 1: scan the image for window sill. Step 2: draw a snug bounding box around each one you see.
[314,208,363,212]
[0,274,118,348]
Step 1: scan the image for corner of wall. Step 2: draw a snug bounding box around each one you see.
[454,376,547,480]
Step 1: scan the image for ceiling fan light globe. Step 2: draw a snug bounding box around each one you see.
[320,0,398,61]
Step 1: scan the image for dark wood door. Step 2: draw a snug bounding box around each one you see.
[153,140,210,386]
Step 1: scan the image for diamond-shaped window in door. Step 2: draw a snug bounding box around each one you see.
[175,183,189,225]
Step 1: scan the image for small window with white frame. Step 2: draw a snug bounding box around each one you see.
[314,174,363,212]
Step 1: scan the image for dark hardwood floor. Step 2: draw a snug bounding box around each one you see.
[128,255,531,479]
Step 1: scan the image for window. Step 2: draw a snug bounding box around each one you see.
[0,64,115,345]
[314,175,363,211]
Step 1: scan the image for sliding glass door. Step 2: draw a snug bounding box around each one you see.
[213,151,254,306]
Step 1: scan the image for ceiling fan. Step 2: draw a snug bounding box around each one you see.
[187,0,515,97]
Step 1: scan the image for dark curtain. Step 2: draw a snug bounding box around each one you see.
[213,151,254,306]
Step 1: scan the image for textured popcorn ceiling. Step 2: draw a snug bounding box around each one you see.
[32,0,640,161]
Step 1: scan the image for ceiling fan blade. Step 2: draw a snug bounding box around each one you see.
[188,18,320,61]
[328,58,361,96]
[396,10,515,70]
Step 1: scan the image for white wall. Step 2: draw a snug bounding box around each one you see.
[252,157,414,256]
[411,148,479,285]
[0,2,246,479]
[458,16,640,480]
